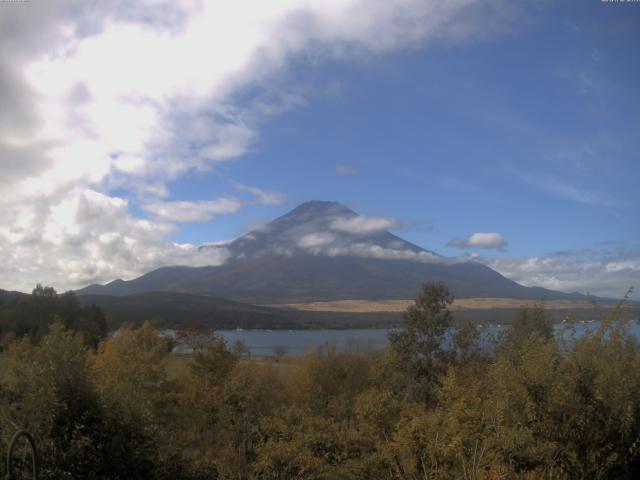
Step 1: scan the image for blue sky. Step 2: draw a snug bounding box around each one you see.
[166,0,640,289]
[0,0,638,297]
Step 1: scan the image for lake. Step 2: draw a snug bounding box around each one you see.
[200,320,640,356]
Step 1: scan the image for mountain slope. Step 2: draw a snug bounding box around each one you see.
[78,201,582,302]
[78,291,400,329]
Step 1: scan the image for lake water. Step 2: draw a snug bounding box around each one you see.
[216,328,390,356]
[205,320,640,356]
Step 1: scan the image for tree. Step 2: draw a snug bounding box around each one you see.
[0,322,156,479]
[190,336,237,395]
[212,364,286,479]
[93,322,177,435]
[0,285,107,347]
[452,320,481,362]
[32,284,57,297]
[388,281,454,404]
[176,321,216,353]
[504,305,554,348]
[232,339,250,358]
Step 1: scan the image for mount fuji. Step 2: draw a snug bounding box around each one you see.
[77,201,581,303]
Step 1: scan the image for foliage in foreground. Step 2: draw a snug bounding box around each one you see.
[0,282,638,479]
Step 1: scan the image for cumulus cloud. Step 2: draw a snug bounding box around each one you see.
[5,0,514,199]
[0,0,520,290]
[448,232,508,251]
[0,189,230,292]
[331,216,399,234]
[488,250,640,300]
[142,197,241,223]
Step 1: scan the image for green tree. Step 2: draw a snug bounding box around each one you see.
[0,285,107,347]
[32,284,57,297]
[503,305,554,349]
[388,281,454,405]
[452,320,481,363]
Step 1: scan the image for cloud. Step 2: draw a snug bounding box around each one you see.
[451,244,640,299]
[448,232,508,251]
[336,163,358,175]
[516,171,619,207]
[539,177,616,207]
[0,189,230,291]
[326,243,440,262]
[297,233,335,249]
[234,183,289,206]
[488,250,640,300]
[331,216,399,234]
[0,0,520,290]
[6,0,513,196]
[291,233,441,262]
[142,197,241,223]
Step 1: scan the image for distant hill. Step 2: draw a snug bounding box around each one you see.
[0,288,28,302]
[78,291,400,330]
[79,291,634,330]
[78,201,585,303]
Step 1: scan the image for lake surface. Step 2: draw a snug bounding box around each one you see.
[216,328,391,356]
[205,320,640,356]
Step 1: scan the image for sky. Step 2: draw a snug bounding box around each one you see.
[0,0,638,299]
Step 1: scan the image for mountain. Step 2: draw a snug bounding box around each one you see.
[77,201,582,303]
[0,288,29,302]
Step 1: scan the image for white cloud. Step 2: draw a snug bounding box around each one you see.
[488,252,640,300]
[336,163,358,175]
[142,198,241,223]
[0,0,520,290]
[0,189,230,291]
[326,243,440,262]
[234,183,289,206]
[448,232,508,251]
[331,216,398,234]
[9,0,511,199]
[297,233,335,249]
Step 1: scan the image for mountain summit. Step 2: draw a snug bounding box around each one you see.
[78,201,579,302]
[200,200,439,262]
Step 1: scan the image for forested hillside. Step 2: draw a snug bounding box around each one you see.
[0,285,107,348]
[0,283,638,479]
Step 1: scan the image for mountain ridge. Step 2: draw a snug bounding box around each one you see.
[77,200,585,302]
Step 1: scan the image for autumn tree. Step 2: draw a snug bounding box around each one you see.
[189,335,238,395]
[0,322,156,479]
[93,322,183,459]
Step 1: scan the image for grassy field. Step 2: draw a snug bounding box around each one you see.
[267,297,610,313]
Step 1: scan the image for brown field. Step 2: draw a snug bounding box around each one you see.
[268,298,609,313]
